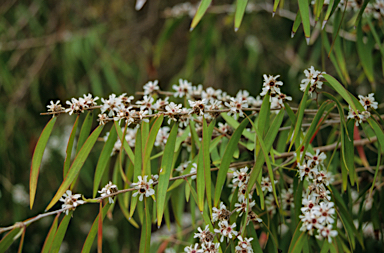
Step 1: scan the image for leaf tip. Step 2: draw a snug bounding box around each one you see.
[291,31,295,38]
[272,11,275,17]
[234,27,239,32]
[305,37,310,45]
[322,20,327,30]
[189,26,194,32]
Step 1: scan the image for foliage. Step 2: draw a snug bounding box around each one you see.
[1,0,384,252]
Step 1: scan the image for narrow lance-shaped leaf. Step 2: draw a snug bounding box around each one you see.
[370,141,381,196]
[76,111,94,154]
[298,0,311,44]
[97,202,103,253]
[156,123,178,227]
[291,11,302,38]
[41,213,60,253]
[289,81,311,154]
[49,213,72,253]
[214,118,249,207]
[323,74,358,114]
[345,120,355,186]
[81,203,112,253]
[139,198,152,253]
[234,0,249,32]
[273,0,281,16]
[287,222,306,253]
[63,116,79,177]
[46,125,104,211]
[17,227,25,253]
[93,125,117,198]
[143,115,164,175]
[130,127,142,218]
[197,139,205,212]
[322,0,334,29]
[247,109,284,194]
[30,117,57,209]
[356,23,375,84]
[114,121,135,164]
[0,227,22,253]
[203,119,215,213]
[190,0,212,31]
[322,31,347,84]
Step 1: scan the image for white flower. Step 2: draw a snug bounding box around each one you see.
[347,106,365,126]
[300,66,325,95]
[316,201,336,224]
[260,74,283,96]
[298,162,318,180]
[155,127,170,147]
[275,93,292,107]
[236,90,250,103]
[300,211,323,234]
[47,100,64,113]
[247,211,263,225]
[316,225,338,243]
[235,236,254,253]
[301,194,319,213]
[359,93,378,110]
[248,95,263,107]
[189,163,197,179]
[306,150,327,167]
[59,190,85,215]
[101,94,122,117]
[82,93,99,107]
[235,198,256,216]
[131,175,155,201]
[154,97,169,111]
[214,220,238,242]
[143,80,160,95]
[184,243,203,253]
[173,79,192,98]
[260,176,276,193]
[65,98,85,115]
[224,97,248,120]
[281,187,295,209]
[119,93,135,106]
[202,87,222,102]
[201,242,220,252]
[265,194,278,215]
[212,202,230,222]
[194,225,214,245]
[189,99,207,115]
[98,181,118,204]
[165,102,183,123]
[232,166,250,187]
[97,113,109,125]
[136,95,154,114]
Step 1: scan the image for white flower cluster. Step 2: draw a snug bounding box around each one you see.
[260,75,292,110]
[59,190,85,215]
[131,175,155,201]
[337,0,384,19]
[297,151,338,242]
[347,93,377,126]
[300,66,325,96]
[98,181,118,204]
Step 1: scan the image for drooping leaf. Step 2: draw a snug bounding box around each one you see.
[130,127,142,217]
[76,111,94,154]
[291,11,302,38]
[190,0,212,31]
[0,227,22,253]
[156,123,178,227]
[63,116,79,177]
[356,23,374,84]
[214,118,249,207]
[114,122,135,164]
[49,213,72,253]
[81,204,112,253]
[234,0,249,32]
[287,222,305,253]
[139,198,152,253]
[298,0,311,43]
[93,125,117,198]
[46,125,104,211]
[30,117,57,209]
[41,213,60,253]
[143,115,164,175]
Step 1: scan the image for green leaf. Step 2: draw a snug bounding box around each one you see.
[30,117,57,209]
[323,74,358,113]
[63,116,79,177]
[367,118,384,153]
[143,115,164,175]
[139,198,152,253]
[344,120,355,186]
[322,32,346,84]
[190,0,212,31]
[203,119,215,212]
[214,118,249,207]
[298,0,311,43]
[247,109,284,194]
[49,213,72,253]
[130,127,142,217]
[93,125,117,198]
[370,135,381,195]
[114,122,135,164]
[291,11,302,38]
[356,23,374,84]
[287,222,306,253]
[81,204,112,253]
[273,0,281,16]
[0,227,21,253]
[258,93,271,138]
[354,0,371,26]
[322,0,334,28]
[76,111,94,154]
[234,0,248,32]
[221,113,254,140]
[289,82,311,153]
[197,140,205,212]
[41,213,59,253]
[46,125,104,211]
[156,123,178,227]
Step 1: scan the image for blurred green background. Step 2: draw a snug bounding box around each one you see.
[0,0,382,252]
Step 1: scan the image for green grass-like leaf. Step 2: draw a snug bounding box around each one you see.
[298,0,311,43]
[190,0,212,31]
[156,123,178,227]
[234,0,248,32]
[49,213,72,253]
[0,227,22,253]
[214,118,249,207]
[143,115,164,175]
[93,124,117,198]
[63,116,79,177]
[41,213,59,253]
[76,111,94,154]
[81,203,112,253]
[46,125,104,211]
[130,127,142,218]
[115,122,135,164]
[30,117,57,209]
